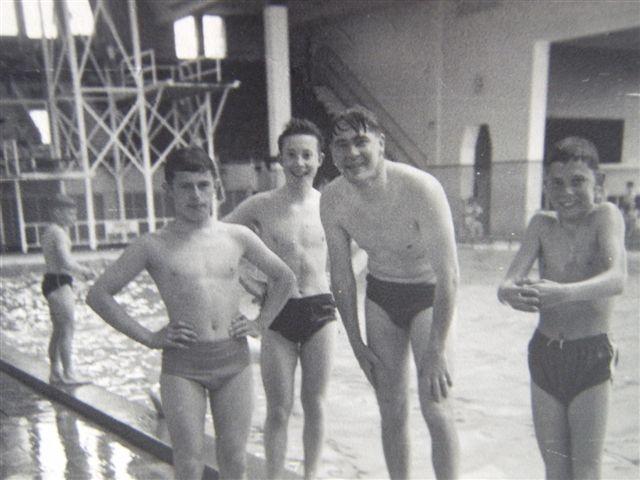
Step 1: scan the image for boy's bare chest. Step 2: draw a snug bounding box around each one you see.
[153,237,241,280]
[541,227,601,279]
[262,207,326,252]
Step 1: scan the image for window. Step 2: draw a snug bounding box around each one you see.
[22,0,57,39]
[0,0,19,36]
[173,16,198,59]
[29,109,51,145]
[203,15,226,59]
[67,0,94,36]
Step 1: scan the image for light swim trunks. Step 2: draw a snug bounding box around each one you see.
[161,337,251,390]
[365,274,435,330]
[528,329,616,406]
[269,294,336,345]
[42,273,74,298]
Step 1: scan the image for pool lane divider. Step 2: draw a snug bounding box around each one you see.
[0,341,302,480]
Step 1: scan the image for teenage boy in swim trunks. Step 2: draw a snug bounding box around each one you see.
[498,137,626,479]
[41,193,94,384]
[320,106,460,479]
[87,147,295,480]
[224,119,336,480]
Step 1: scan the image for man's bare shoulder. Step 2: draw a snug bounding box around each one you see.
[592,201,624,223]
[388,162,442,195]
[43,224,67,241]
[527,210,558,232]
[320,176,349,205]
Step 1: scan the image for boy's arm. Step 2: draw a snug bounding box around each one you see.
[86,237,196,349]
[531,204,626,305]
[497,214,544,312]
[416,179,458,401]
[51,228,93,277]
[228,226,296,337]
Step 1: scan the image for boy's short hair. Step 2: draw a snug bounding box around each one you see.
[164,147,217,184]
[548,136,600,171]
[49,193,76,211]
[330,105,383,140]
[277,118,324,153]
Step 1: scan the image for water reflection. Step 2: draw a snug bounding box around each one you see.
[0,373,172,479]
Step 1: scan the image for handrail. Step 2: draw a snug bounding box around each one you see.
[313,45,428,168]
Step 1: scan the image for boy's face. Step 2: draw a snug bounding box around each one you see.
[545,160,596,221]
[53,206,77,226]
[279,134,322,182]
[166,170,216,223]
[330,125,385,185]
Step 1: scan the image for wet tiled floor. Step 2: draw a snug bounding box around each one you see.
[0,372,173,479]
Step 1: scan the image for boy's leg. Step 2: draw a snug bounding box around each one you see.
[411,309,460,480]
[299,321,336,479]
[160,373,207,479]
[210,364,254,480]
[46,286,76,381]
[568,381,611,480]
[531,382,572,479]
[365,299,411,480]
[261,330,298,479]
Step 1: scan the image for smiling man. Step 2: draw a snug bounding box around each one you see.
[320,106,460,479]
[224,119,337,480]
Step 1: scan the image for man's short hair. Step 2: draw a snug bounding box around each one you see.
[548,136,600,171]
[330,105,383,140]
[164,147,217,184]
[49,193,76,211]
[277,118,324,153]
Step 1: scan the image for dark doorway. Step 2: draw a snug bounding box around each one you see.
[474,124,492,235]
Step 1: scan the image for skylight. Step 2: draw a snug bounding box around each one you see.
[174,16,198,59]
[203,15,226,59]
[0,0,19,36]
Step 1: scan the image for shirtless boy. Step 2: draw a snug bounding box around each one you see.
[320,106,460,479]
[41,193,93,384]
[498,137,626,479]
[224,119,336,480]
[87,147,295,480]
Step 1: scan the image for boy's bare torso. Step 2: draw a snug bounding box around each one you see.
[42,225,72,275]
[537,206,612,338]
[146,222,245,341]
[249,189,329,297]
[329,168,437,283]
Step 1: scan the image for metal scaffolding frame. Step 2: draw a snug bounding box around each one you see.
[0,0,238,252]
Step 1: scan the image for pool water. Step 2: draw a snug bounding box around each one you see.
[0,371,173,479]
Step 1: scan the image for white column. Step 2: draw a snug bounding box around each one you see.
[263,5,290,188]
[525,41,549,222]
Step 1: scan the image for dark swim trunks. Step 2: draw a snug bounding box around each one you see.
[528,329,616,407]
[161,337,251,391]
[42,273,74,298]
[366,274,436,330]
[269,294,337,345]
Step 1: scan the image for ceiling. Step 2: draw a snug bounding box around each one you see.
[560,27,640,52]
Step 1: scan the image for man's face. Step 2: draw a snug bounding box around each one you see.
[330,125,385,185]
[279,134,322,182]
[545,160,596,221]
[166,170,216,223]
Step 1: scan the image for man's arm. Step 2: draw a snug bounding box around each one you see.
[497,214,544,312]
[530,204,626,306]
[51,227,93,277]
[320,192,380,386]
[86,236,196,349]
[415,177,459,400]
[228,226,295,338]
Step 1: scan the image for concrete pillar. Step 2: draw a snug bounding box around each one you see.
[263,4,290,188]
[525,41,550,222]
